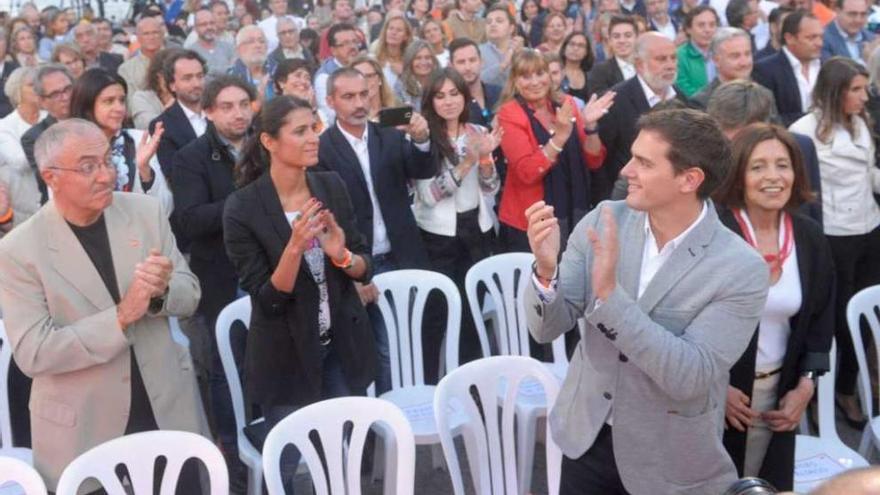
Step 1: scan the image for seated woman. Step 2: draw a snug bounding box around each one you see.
[223,96,375,490]
[496,49,613,251]
[51,43,86,80]
[274,58,330,131]
[393,39,439,112]
[351,54,399,121]
[714,123,833,491]
[69,68,172,213]
[414,67,502,380]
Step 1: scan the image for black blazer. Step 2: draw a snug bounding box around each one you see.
[97,52,124,74]
[21,115,56,204]
[149,100,199,179]
[586,57,625,98]
[0,59,20,118]
[467,82,502,128]
[595,76,689,202]
[223,171,375,407]
[316,123,433,268]
[791,132,823,227]
[753,51,806,127]
[719,208,834,491]
[171,123,239,324]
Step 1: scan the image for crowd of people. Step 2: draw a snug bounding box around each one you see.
[0,0,879,492]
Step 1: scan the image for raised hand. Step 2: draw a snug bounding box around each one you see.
[582,91,615,130]
[405,112,430,143]
[525,201,560,280]
[136,122,164,178]
[317,209,347,262]
[288,198,324,254]
[587,206,618,300]
[553,98,575,142]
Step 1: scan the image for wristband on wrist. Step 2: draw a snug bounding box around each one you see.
[547,138,564,153]
[479,156,493,166]
[331,249,354,269]
[584,126,599,135]
[0,207,13,225]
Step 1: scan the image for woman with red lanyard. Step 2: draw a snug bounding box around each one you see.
[713,123,834,491]
[496,48,614,252]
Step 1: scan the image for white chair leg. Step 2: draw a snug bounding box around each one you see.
[431,443,446,470]
[382,433,399,495]
[517,411,538,495]
[459,428,482,491]
[371,434,385,482]
[858,425,874,458]
[248,466,262,495]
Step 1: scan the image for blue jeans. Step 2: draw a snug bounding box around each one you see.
[368,253,397,394]
[262,346,354,494]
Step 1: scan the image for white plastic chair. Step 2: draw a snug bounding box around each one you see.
[434,356,562,495]
[0,321,32,466]
[262,397,415,495]
[844,285,880,457]
[371,269,465,473]
[794,341,869,493]
[462,253,567,494]
[0,456,46,495]
[54,430,228,495]
[214,296,265,495]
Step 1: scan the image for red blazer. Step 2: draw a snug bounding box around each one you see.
[497,96,605,231]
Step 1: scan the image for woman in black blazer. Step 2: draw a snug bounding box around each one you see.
[713,123,834,491]
[223,96,375,489]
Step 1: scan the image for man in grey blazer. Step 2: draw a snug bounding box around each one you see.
[525,109,769,494]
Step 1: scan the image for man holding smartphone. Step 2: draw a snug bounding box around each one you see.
[317,67,433,393]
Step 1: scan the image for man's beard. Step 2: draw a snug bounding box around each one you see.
[243,53,267,67]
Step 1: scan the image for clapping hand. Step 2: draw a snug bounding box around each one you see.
[317,209,347,262]
[525,201,560,280]
[136,248,173,298]
[553,98,575,142]
[117,248,173,328]
[587,206,618,301]
[288,198,324,254]
[136,122,164,178]
[582,91,615,131]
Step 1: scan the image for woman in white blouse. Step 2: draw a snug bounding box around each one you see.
[0,66,45,225]
[789,56,880,428]
[69,68,172,214]
[414,67,502,381]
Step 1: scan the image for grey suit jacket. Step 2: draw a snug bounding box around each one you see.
[0,193,208,490]
[525,200,769,494]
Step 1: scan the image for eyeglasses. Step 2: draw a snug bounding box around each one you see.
[332,39,359,47]
[43,84,72,101]
[49,158,116,177]
[278,29,297,36]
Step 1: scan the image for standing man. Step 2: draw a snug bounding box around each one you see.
[229,26,277,104]
[525,108,768,494]
[190,8,236,77]
[588,15,639,97]
[448,38,501,128]
[0,118,208,493]
[596,33,687,202]
[149,49,207,180]
[444,0,486,43]
[119,16,166,106]
[317,68,433,393]
[21,64,74,204]
[259,0,306,53]
[73,22,124,74]
[753,10,823,126]
[692,27,754,107]
[822,0,874,63]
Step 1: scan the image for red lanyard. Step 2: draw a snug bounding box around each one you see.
[732,208,793,279]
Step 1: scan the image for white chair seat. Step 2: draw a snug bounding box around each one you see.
[794,435,870,493]
[0,450,31,467]
[380,386,466,441]
[0,454,45,495]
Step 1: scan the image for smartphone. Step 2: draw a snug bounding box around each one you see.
[378,106,413,127]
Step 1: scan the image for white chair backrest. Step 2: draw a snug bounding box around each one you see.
[372,270,461,388]
[816,340,838,441]
[463,253,534,364]
[846,285,880,422]
[0,320,13,450]
[434,356,562,495]
[215,297,252,440]
[55,430,228,495]
[0,455,46,495]
[262,397,415,495]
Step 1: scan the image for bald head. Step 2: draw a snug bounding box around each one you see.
[810,468,880,495]
[34,118,105,172]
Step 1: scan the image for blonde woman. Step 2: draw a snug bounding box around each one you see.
[351,54,399,120]
[371,13,413,89]
[393,39,439,112]
[9,25,40,67]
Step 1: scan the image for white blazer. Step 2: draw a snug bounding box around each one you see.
[789,112,880,236]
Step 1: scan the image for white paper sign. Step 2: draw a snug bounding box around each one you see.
[794,453,848,483]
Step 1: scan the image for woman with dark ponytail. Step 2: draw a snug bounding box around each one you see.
[223,95,376,492]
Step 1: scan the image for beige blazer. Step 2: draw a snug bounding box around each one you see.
[0,193,208,491]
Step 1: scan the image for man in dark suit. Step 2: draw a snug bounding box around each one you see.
[692,27,754,108]
[149,50,207,180]
[73,22,123,74]
[822,0,875,63]
[753,10,824,126]
[588,15,639,97]
[317,67,433,393]
[171,75,255,490]
[0,29,20,118]
[22,64,74,205]
[597,33,689,202]
[448,38,502,128]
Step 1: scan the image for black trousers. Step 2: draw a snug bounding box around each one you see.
[826,228,880,395]
[560,424,630,495]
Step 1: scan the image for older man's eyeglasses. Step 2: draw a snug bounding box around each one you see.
[49,158,116,177]
[43,84,72,101]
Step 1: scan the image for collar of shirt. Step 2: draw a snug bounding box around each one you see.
[616,57,636,78]
[639,201,707,297]
[781,46,820,74]
[643,201,707,251]
[180,102,205,124]
[835,19,865,43]
[216,132,241,161]
[636,75,677,107]
[337,123,369,149]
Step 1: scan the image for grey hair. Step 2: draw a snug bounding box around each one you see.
[709,27,751,58]
[236,25,265,46]
[136,15,164,34]
[276,15,298,34]
[33,63,73,97]
[34,118,105,171]
[4,66,36,107]
[633,32,673,62]
[707,80,779,131]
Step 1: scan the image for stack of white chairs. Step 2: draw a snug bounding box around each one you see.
[845,285,880,457]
